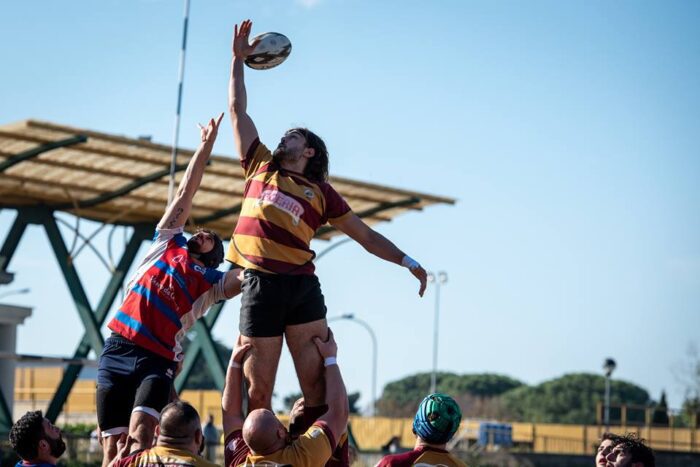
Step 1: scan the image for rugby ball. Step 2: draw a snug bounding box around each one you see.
[245,32,292,70]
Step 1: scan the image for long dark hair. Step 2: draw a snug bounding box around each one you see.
[291,127,329,182]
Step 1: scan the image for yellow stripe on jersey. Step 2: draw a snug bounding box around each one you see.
[232,234,314,265]
[238,197,316,243]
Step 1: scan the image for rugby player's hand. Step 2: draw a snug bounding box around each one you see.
[107,433,136,467]
[413,265,428,297]
[231,335,252,366]
[313,328,338,359]
[232,20,261,59]
[198,112,224,144]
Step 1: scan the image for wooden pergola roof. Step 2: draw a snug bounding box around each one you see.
[0,120,455,240]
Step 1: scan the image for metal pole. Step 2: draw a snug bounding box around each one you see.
[352,317,377,417]
[315,237,353,262]
[329,314,378,416]
[604,374,611,430]
[0,288,30,300]
[430,279,440,394]
[168,0,191,204]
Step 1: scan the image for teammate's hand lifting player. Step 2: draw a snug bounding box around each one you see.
[230,335,252,367]
[313,328,338,359]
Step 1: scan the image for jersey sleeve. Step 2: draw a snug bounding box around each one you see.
[153,226,185,242]
[241,138,273,180]
[224,430,250,467]
[326,431,349,467]
[322,183,352,223]
[286,422,335,466]
[190,271,227,319]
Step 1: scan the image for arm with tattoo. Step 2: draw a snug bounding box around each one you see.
[157,113,224,230]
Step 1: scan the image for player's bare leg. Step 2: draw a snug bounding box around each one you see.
[100,435,120,467]
[286,319,328,407]
[128,411,158,451]
[241,335,283,410]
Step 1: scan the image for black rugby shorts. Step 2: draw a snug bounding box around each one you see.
[239,269,327,337]
[96,334,177,433]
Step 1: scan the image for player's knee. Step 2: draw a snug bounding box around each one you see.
[247,383,273,410]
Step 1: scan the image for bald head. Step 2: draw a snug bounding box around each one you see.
[242,409,286,455]
[158,401,201,446]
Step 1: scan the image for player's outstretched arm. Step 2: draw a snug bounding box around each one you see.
[315,329,349,445]
[222,336,252,436]
[332,213,428,296]
[158,113,224,230]
[229,20,261,161]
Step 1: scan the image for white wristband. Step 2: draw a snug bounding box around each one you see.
[324,356,337,367]
[401,255,420,270]
[230,361,242,369]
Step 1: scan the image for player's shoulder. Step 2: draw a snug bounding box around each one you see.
[285,422,335,461]
[376,449,421,467]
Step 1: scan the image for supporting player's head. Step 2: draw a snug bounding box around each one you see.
[9,410,66,463]
[412,393,462,446]
[187,228,224,268]
[273,128,329,182]
[596,432,623,466]
[605,433,655,467]
[243,409,289,455]
[156,401,204,455]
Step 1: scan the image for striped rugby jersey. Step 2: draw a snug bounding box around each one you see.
[226,138,352,274]
[108,228,227,362]
[112,445,218,467]
[225,422,336,467]
[375,445,467,467]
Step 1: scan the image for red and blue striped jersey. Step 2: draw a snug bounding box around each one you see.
[108,228,227,361]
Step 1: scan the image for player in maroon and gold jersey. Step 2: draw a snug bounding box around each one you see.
[222,331,348,467]
[228,19,428,422]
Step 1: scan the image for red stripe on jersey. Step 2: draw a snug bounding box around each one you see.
[234,216,310,251]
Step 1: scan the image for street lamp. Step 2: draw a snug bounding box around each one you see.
[603,358,616,430]
[427,271,448,394]
[328,313,378,416]
[0,288,30,301]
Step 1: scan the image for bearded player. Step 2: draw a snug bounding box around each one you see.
[96,114,243,466]
[228,19,428,421]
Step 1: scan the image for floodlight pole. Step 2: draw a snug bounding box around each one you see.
[603,358,616,430]
[168,0,191,204]
[328,313,377,416]
[0,288,30,301]
[429,271,448,394]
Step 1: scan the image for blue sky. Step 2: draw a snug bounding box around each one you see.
[1,0,699,412]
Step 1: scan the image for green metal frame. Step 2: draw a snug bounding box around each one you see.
[0,206,233,430]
